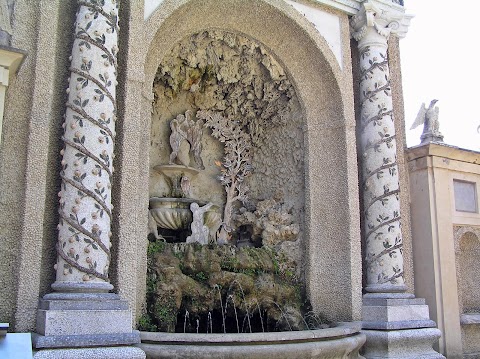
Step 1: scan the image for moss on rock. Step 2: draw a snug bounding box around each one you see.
[142,241,324,333]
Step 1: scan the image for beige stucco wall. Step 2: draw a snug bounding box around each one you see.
[0,1,76,331]
[389,37,415,294]
[407,143,480,358]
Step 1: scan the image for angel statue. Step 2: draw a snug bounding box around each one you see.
[410,99,444,144]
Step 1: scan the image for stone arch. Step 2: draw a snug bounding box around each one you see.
[114,0,361,322]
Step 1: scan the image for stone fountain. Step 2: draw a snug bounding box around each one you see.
[148,110,221,244]
[141,30,365,358]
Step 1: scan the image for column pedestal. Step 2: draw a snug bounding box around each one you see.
[361,295,443,358]
[33,293,139,349]
[32,293,143,358]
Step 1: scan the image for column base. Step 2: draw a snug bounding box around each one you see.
[33,292,140,350]
[362,328,444,359]
[361,295,445,359]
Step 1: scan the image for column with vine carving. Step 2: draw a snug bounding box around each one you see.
[53,0,119,293]
[351,1,412,294]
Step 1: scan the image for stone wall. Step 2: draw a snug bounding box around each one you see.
[0,0,77,331]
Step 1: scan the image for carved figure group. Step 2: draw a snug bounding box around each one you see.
[169,110,204,169]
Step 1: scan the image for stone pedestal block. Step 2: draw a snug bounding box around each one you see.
[32,293,140,349]
[361,328,444,359]
[362,296,444,359]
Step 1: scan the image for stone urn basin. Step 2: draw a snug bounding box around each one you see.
[149,197,221,233]
[149,197,196,230]
[137,322,366,359]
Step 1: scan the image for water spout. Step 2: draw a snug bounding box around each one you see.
[227,294,240,334]
[229,280,252,333]
[183,309,189,333]
[207,312,213,334]
[214,284,226,334]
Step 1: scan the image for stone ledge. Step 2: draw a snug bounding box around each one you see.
[461,313,480,325]
[464,353,480,358]
[363,304,431,322]
[0,323,8,336]
[363,297,426,307]
[362,319,437,330]
[32,331,141,349]
[33,346,145,359]
[38,298,129,311]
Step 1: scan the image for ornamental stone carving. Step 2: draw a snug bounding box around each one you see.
[54,0,119,292]
[351,0,412,293]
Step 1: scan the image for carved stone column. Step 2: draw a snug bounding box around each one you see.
[351,2,443,358]
[351,0,410,295]
[53,0,119,294]
[33,1,143,357]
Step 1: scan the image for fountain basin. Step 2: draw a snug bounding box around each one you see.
[149,197,195,230]
[137,322,365,359]
[149,197,221,234]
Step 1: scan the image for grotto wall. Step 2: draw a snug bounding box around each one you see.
[116,0,362,322]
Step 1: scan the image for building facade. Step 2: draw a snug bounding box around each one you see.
[0,0,457,358]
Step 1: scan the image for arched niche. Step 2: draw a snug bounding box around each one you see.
[455,229,480,313]
[114,0,361,323]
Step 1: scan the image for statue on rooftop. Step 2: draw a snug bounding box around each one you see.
[410,99,444,144]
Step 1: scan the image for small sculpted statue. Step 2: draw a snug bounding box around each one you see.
[168,111,204,169]
[169,113,188,165]
[180,175,191,198]
[410,99,444,144]
[186,202,214,245]
[187,113,205,170]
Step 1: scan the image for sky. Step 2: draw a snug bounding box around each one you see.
[400,1,480,151]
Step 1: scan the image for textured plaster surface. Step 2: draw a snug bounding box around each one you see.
[462,324,480,357]
[0,0,76,331]
[456,230,480,357]
[389,37,414,294]
[33,346,145,359]
[456,232,480,313]
[116,0,362,322]
[285,0,343,68]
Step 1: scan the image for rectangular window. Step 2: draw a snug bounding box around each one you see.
[453,180,478,213]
